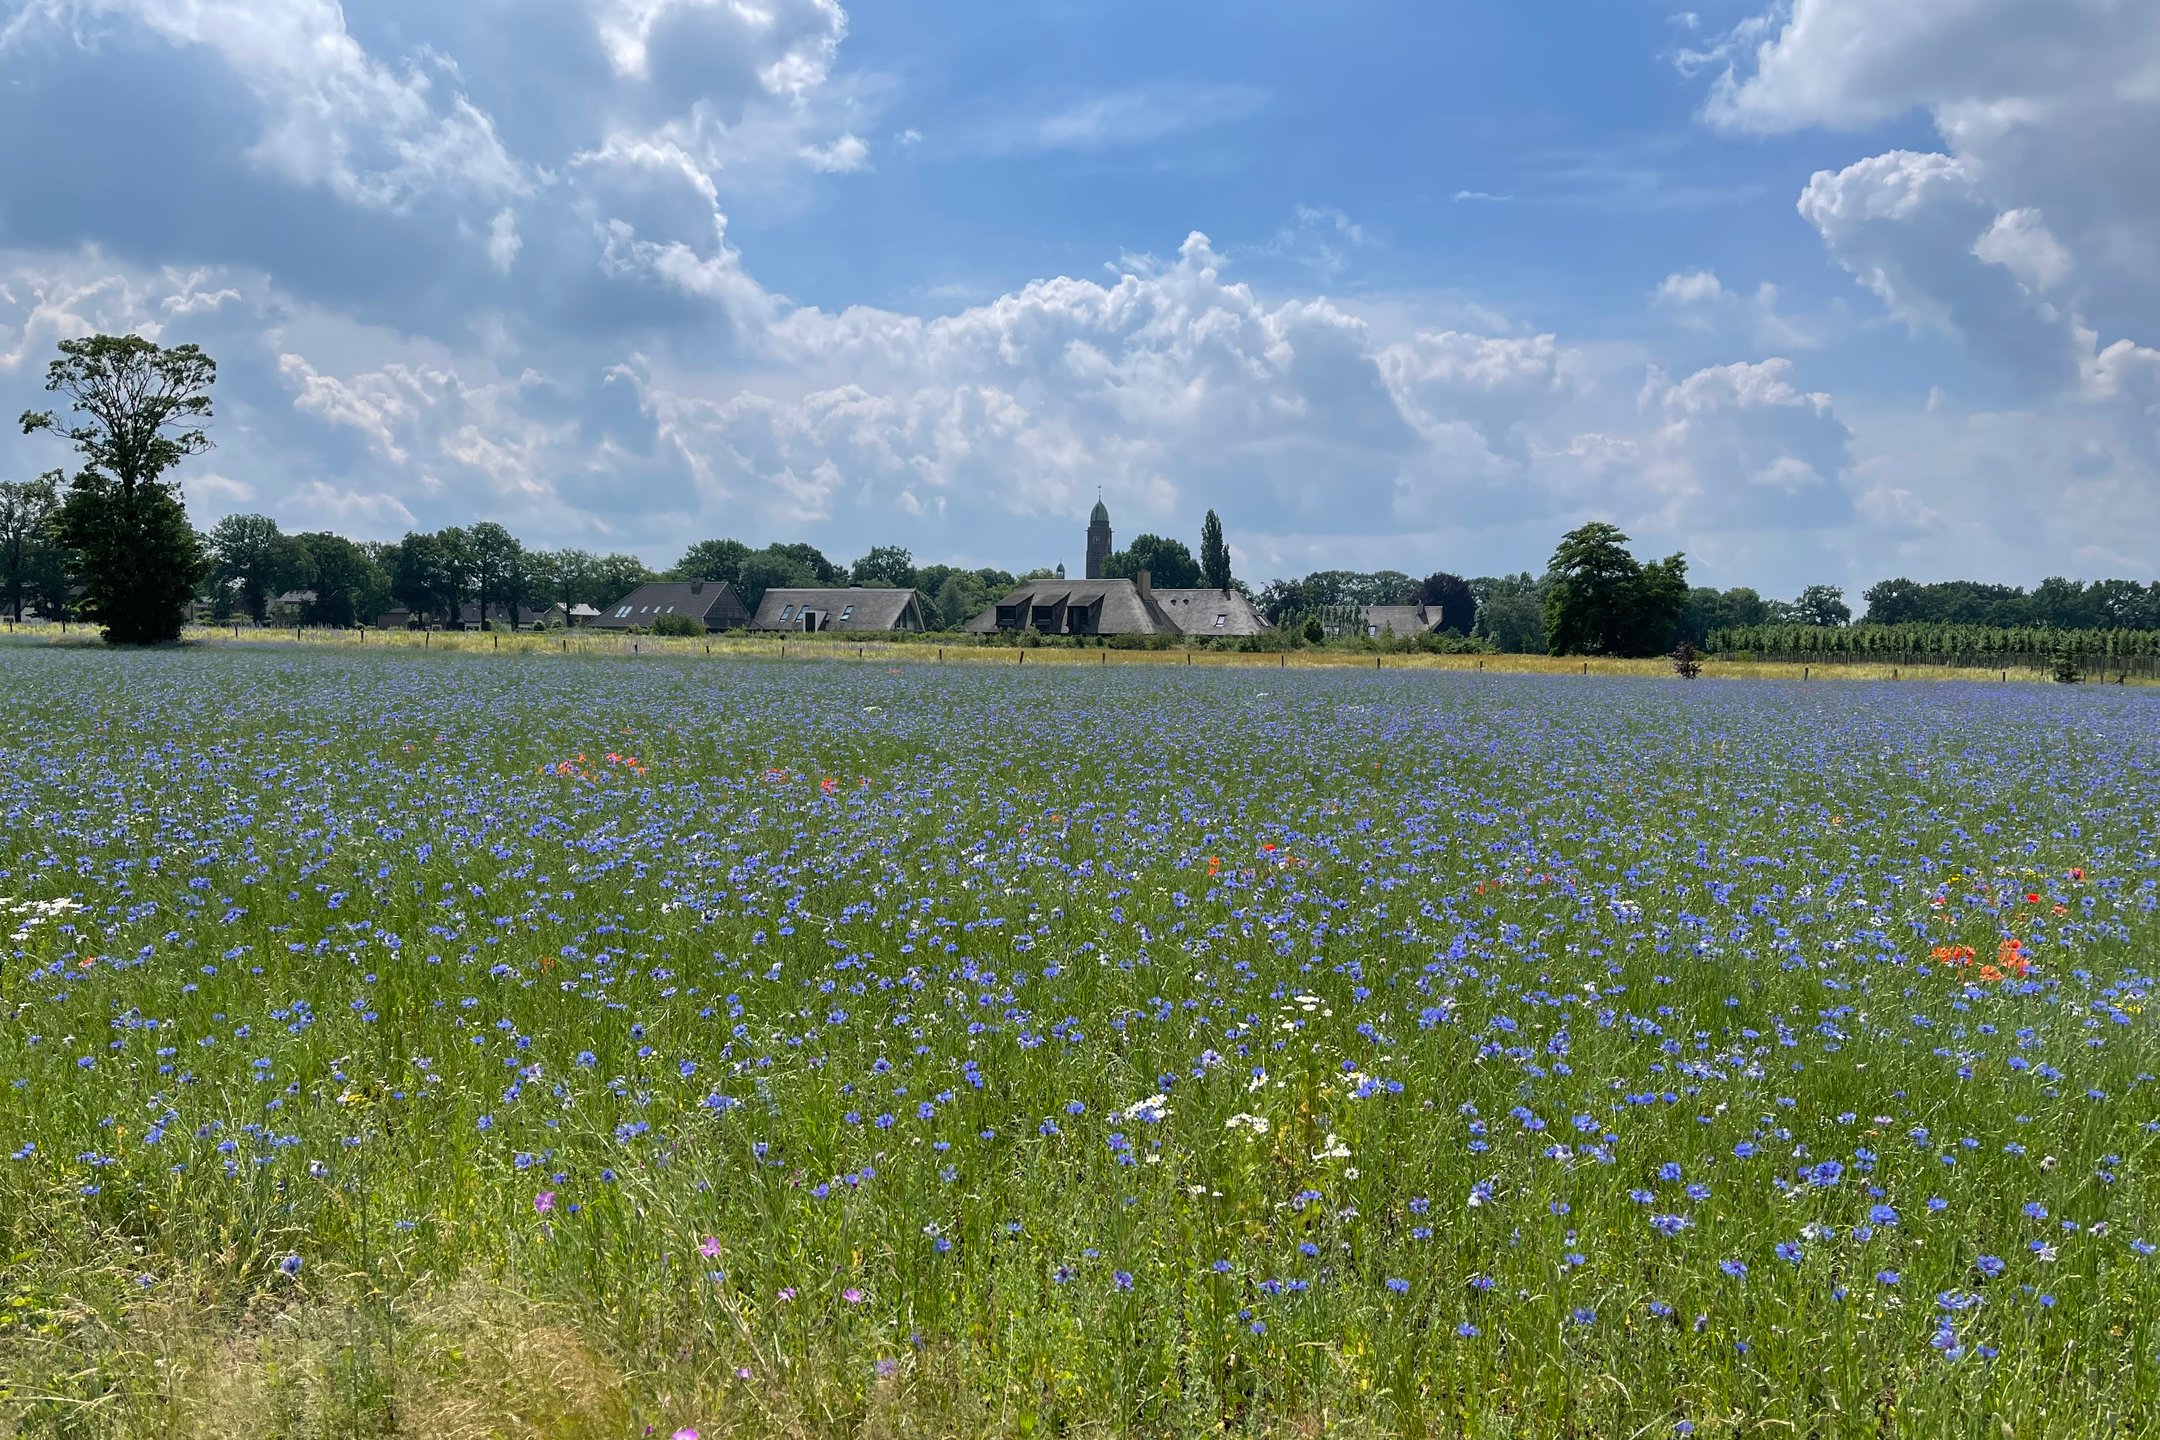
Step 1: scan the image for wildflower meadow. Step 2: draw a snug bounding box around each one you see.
[1,644,2157,1438]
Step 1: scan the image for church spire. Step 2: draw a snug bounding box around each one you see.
[1085,491,1112,579]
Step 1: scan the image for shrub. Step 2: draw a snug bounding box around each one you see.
[652,613,707,637]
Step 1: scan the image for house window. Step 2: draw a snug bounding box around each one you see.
[1366,625,1378,638]
[779,605,795,620]
[616,606,632,618]
[839,605,854,621]
[664,606,675,613]
[1213,614,1226,629]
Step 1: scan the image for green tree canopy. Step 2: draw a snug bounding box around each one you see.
[1542,523,1687,657]
[20,335,215,644]
[0,470,62,623]
[1414,572,1475,635]
[293,532,388,627]
[850,544,917,589]
[671,538,751,584]
[209,513,310,623]
[1792,583,1851,628]
[1103,534,1203,589]
[1199,510,1231,590]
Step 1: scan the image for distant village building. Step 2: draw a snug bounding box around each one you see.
[1360,603,1446,638]
[967,502,1266,637]
[750,587,926,633]
[590,580,751,633]
[531,602,603,628]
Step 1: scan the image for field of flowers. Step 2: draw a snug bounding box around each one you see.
[1,645,2157,1438]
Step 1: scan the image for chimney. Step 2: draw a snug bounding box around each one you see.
[691,580,704,594]
[1134,568,1152,601]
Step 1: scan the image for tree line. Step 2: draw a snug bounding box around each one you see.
[9,334,2158,655]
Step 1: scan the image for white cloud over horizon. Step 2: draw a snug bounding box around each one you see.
[0,0,2152,595]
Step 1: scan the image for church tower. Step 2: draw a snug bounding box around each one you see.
[1085,495,1112,579]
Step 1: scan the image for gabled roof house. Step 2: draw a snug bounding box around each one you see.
[751,587,926,632]
[1360,603,1446,638]
[591,580,752,632]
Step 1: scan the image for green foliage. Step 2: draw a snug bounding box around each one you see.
[1864,575,2160,629]
[1199,509,1231,590]
[849,545,917,590]
[1791,583,1851,628]
[1469,573,1548,653]
[2052,643,2082,684]
[292,532,389,628]
[1414,572,1475,635]
[1707,622,2160,664]
[0,470,62,622]
[21,334,216,644]
[1301,614,1324,643]
[650,612,706,637]
[917,564,1017,630]
[1257,570,1416,624]
[1542,523,1687,657]
[209,513,310,623]
[669,537,752,585]
[1103,533,1202,589]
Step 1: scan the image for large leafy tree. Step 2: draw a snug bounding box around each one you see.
[1543,522,1687,656]
[1792,583,1851,628]
[1103,534,1203,588]
[763,541,844,586]
[850,544,917,589]
[593,552,654,607]
[209,512,311,622]
[0,470,62,623]
[734,550,817,612]
[293,532,387,627]
[466,521,526,625]
[671,538,751,585]
[386,531,456,624]
[1414,572,1475,635]
[1199,510,1231,590]
[1469,573,1548,653]
[19,335,215,644]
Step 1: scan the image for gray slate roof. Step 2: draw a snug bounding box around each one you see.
[1361,604,1445,636]
[591,581,752,631]
[1151,587,1267,637]
[751,587,925,632]
[966,578,1179,635]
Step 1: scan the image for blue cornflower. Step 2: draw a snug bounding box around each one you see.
[1385,1277,1409,1294]
[279,1255,302,1276]
[1775,1242,1803,1265]
[1869,1204,1899,1226]
[1976,1256,2006,1279]
[1719,1259,1748,1280]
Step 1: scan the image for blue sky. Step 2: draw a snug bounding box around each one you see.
[2,0,2154,595]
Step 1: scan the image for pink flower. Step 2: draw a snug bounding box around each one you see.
[672,1430,699,1440]
[533,1191,555,1215]
[698,1235,721,1258]
[842,1287,865,1304]
[777,1286,797,1302]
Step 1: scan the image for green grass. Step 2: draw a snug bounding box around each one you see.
[1,644,2156,1437]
